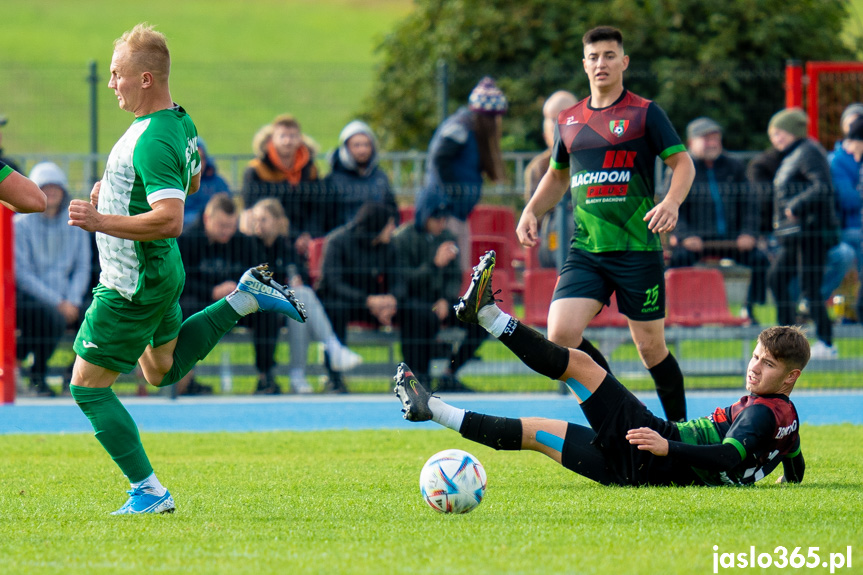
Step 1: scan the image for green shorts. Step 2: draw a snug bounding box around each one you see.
[73,283,184,373]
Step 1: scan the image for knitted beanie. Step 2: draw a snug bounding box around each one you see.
[841,103,863,127]
[768,108,808,139]
[468,77,508,115]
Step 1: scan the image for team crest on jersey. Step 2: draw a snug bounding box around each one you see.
[609,120,629,137]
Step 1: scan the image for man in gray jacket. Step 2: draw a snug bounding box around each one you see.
[15,162,91,395]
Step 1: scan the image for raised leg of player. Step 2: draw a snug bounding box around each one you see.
[140,299,241,387]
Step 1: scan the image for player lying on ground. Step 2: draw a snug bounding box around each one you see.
[394,251,805,486]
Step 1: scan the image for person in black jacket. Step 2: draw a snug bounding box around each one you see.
[666,117,770,323]
[179,193,283,394]
[392,193,488,391]
[316,202,399,392]
[766,108,841,359]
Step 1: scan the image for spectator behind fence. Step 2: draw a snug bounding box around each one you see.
[417,76,507,270]
[325,120,397,231]
[182,136,230,230]
[315,202,399,393]
[516,26,696,422]
[828,104,863,321]
[251,198,363,393]
[524,90,578,269]
[748,141,854,323]
[240,114,322,255]
[15,162,91,396]
[746,144,784,239]
[392,192,488,392]
[767,108,841,360]
[665,116,770,324]
[179,193,288,395]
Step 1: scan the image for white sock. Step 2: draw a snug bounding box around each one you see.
[226,290,259,316]
[131,472,167,496]
[324,335,342,355]
[477,304,511,338]
[429,397,466,431]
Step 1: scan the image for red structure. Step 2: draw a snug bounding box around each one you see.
[0,206,16,404]
[785,60,863,148]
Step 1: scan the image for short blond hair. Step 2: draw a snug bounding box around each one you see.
[114,23,170,81]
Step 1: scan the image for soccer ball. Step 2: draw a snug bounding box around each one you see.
[419,449,487,514]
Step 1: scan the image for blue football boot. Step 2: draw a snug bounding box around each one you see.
[237,264,307,323]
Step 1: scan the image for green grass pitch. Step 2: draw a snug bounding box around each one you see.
[1,426,861,574]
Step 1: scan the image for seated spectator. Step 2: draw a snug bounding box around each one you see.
[666,117,770,323]
[325,120,397,231]
[828,104,863,320]
[830,112,863,322]
[392,193,488,392]
[315,202,399,393]
[766,108,841,359]
[250,199,362,392]
[240,114,323,256]
[15,162,91,396]
[179,193,283,394]
[524,90,578,270]
[182,136,231,230]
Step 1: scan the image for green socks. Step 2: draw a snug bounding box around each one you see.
[70,385,153,483]
[157,299,241,387]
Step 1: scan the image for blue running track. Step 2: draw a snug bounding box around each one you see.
[1,390,861,434]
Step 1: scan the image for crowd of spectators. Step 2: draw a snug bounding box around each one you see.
[8,87,863,394]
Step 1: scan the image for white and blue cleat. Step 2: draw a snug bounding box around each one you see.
[111,487,176,515]
[238,264,307,323]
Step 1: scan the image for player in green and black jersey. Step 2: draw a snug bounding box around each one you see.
[517,26,695,422]
[396,252,806,488]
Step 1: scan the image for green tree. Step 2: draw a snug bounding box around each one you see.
[364,0,854,151]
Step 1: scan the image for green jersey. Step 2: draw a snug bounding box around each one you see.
[551,90,686,252]
[96,105,199,304]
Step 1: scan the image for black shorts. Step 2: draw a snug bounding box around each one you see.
[560,374,698,486]
[553,248,666,321]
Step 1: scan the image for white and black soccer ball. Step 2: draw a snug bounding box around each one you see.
[419,449,487,514]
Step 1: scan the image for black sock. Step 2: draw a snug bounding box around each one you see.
[497,318,570,380]
[577,337,612,374]
[648,352,686,421]
[459,411,523,451]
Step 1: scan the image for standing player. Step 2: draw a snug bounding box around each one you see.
[516,26,695,421]
[67,24,306,515]
[395,252,805,487]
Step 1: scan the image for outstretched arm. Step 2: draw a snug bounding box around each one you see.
[0,163,47,213]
